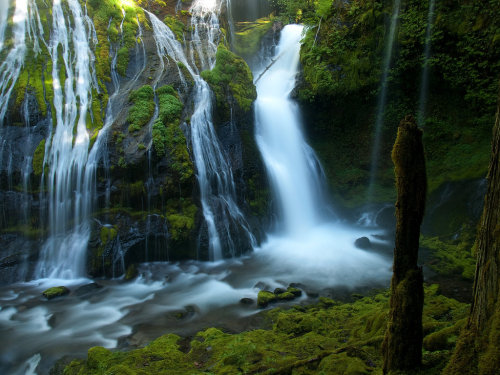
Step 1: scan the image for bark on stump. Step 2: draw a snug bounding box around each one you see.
[382,115,426,374]
[444,84,500,375]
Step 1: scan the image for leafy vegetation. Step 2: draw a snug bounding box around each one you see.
[233,17,274,58]
[291,0,498,206]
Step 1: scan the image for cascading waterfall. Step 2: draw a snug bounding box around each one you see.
[147,1,255,261]
[35,0,98,279]
[255,24,325,233]
[0,0,8,50]
[0,0,29,124]
[254,24,389,285]
[417,0,435,127]
[367,0,401,201]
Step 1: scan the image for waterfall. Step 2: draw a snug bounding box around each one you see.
[255,24,326,234]
[35,0,97,279]
[417,0,435,127]
[0,0,9,50]
[147,2,255,260]
[0,0,28,125]
[254,24,390,285]
[367,0,401,202]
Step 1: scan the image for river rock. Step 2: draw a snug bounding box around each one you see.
[354,236,372,250]
[239,297,254,305]
[42,286,70,300]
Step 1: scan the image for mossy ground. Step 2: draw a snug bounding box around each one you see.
[64,285,468,374]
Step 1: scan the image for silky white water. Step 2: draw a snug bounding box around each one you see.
[0,0,9,50]
[254,24,390,282]
[35,0,97,279]
[147,1,255,261]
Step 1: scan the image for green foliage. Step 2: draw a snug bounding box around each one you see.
[32,139,46,176]
[233,17,273,58]
[65,285,469,374]
[127,85,155,132]
[201,45,256,117]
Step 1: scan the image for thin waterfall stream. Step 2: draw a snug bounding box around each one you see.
[417,0,436,127]
[367,0,401,202]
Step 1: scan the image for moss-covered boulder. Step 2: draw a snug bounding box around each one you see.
[201,44,257,122]
[257,290,277,307]
[42,286,70,300]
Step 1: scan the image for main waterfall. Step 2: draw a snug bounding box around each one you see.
[254,25,390,286]
[255,25,325,234]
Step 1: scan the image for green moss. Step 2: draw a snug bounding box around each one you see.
[32,139,46,176]
[166,198,197,242]
[100,225,117,246]
[127,85,155,132]
[65,285,469,374]
[233,17,273,58]
[164,16,186,41]
[420,233,476,280]
[116,46,130,77]
[257,290,277,307]
[201,44,256,117]
[42,286,70,300]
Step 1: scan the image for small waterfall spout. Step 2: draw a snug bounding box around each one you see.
[367,0,401,202]
[255,24,327,234]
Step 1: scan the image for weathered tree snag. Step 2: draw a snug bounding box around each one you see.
[382,115,426,374]
[444,85,500,375]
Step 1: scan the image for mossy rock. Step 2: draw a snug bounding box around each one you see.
[124,264,138,281]
[257,290,277,307]
[42,286,70,300]
[32,139,46,176]
[276,291,295,301]
[201,44,256,120]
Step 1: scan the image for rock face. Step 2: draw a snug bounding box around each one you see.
[0,1,269,282]
[382,116,426,373]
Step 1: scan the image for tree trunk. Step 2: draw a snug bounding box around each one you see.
[444,84,500,375]
[382,115,426,374]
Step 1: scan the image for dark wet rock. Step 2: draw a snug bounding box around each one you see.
[354,236,372,250]
[287,287,302,297]
[74,283,103,298]
[42,286,70,300]
[239,297,254,305]
[124,264,138,281]
[273,287,286,295]
[254,281,270,290]
[173,305,197,320]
